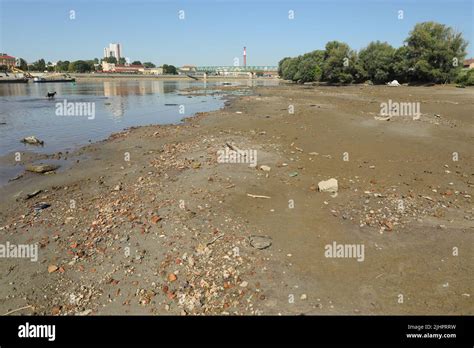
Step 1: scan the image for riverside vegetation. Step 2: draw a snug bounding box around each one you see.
[278,22,474,86]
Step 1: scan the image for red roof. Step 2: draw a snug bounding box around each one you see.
[0,55,15,59]
[464,58,474,65]
[115,64,144,68]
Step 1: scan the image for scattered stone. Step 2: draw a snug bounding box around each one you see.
[26,164,59,174]
[260,165,271,172]
[48,265,58,273]
[249,235,272,250]
[382,220,393,231]
[21,136,44,145]
[168,273,177,282]
[9,174,23,182]
[151,216,162,224]
[25,189,42,200]
[318,178,338,193]
[387,80,400,87]
[34,202,51,212]
[289,172,298,177]
[77,309,93,316]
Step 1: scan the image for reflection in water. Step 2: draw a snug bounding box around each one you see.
[0,78,279,155]
[0,78,279,184]
[101,81,181,118]
[0,79,230,158]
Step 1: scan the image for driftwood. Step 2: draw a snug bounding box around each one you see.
[3,305,33,316]
[247,193,271,199]
[206,234,224,246]
[225,142,244,153]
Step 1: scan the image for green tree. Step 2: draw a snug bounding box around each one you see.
[143,62,156,68]
[30,59,46,72]
[322,41,357,83]
[55,60,70,72]
[131,60,142,65]
[359,41,396,84]
[278,57,292,76]
[17,58,28,71]
[296,50,325,83]
[405,21,468,83]
[118,57,126,65]
[280,57,300,81]
[162,64,178,74]
[456,69,474,86]
[68,60,93,73]
[38,59,46,71]
[391,46,410,82]
[103,57,117,64]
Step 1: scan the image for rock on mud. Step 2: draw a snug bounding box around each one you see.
[21,136,44,145]
[318,178,338,193]
[387,80,401,87]
[249,235,272,250]
[26,164,60,174]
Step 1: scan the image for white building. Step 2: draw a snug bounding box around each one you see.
[103,43,121,60]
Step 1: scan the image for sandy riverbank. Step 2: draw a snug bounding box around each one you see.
[0,83,473,315]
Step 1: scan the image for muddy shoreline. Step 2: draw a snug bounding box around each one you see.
[0,84,472,315]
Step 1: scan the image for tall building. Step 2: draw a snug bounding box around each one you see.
[103,43,121,60]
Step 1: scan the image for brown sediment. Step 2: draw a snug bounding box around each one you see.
[0,84,472,315]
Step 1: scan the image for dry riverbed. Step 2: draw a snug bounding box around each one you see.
[0,83,473,315]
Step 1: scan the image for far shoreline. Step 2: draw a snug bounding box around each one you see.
[73,73,278,82]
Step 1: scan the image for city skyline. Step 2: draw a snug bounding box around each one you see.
[103,43,121,61]
[1,0,473,66]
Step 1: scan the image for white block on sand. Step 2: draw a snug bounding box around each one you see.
[387,80,400,87]
[318,178,338,193]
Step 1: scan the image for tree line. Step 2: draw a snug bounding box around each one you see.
[10,57,178,74]
[278,22,473,86]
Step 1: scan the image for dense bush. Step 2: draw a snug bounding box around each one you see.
[358,41,395,84]
[456,69,474,86]
[279,21,469,85]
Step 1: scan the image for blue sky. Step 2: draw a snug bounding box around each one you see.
[1,0,472,66]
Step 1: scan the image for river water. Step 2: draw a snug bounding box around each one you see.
[0,80,229,156]
[0,79,278,185]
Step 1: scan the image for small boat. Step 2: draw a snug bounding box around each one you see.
[33,76,76,83]
[0,77,29,84]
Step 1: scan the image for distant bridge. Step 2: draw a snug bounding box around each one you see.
[195,66,277,73]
